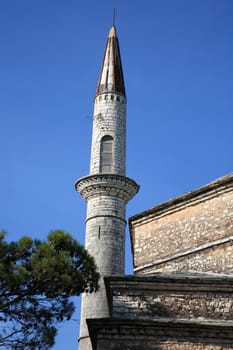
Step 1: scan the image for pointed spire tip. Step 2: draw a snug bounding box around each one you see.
[108,26,117,38]
[96,25,125,97]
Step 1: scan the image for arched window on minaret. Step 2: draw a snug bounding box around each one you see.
[100,135,113,173]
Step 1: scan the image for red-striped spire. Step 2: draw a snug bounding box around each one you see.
[96,26,126,97]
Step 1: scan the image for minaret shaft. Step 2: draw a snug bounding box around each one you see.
[77,192,126,350]
[75,26,139,350]
[90,94,126,175]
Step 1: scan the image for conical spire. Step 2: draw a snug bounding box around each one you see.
[96,26,126,97]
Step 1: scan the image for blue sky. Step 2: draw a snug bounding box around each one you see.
[1,0,233,349]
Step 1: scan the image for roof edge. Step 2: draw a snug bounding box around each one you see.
[104,272,233,287]
[129,173,233,226]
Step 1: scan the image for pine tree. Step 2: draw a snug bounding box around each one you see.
[0,230,99,349]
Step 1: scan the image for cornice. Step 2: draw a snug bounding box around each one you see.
[104,273,233,294]
[88,318,233,350]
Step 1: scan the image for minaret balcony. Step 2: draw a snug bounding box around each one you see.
[75,174,139,203]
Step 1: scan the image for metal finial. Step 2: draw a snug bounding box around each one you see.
[113,8,116,26]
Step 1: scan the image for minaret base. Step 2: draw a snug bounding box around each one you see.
[76,174,139,350]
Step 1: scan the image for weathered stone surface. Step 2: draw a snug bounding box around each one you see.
[88,319,233,350]
[105,274,233,321]
[90,93,126,176]
[143,242,233,274]
[129,174,233,275]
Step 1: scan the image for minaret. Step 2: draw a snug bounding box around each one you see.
[75,26,139,350]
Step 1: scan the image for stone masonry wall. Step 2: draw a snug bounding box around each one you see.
[89,319,233,350]
[111,286,233,321]
[130,180,233,275]
[142,241,233,274]
[90,272,233,349]
[96,340,233,350]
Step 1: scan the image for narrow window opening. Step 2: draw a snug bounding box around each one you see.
[100,135,113,173]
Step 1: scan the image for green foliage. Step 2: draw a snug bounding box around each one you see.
[0,230,99,349]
